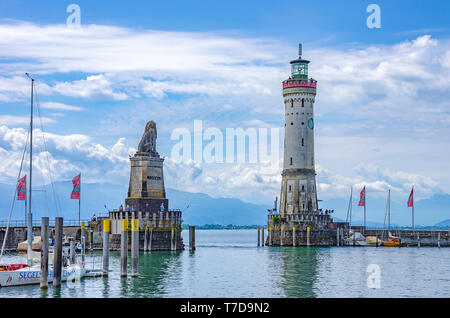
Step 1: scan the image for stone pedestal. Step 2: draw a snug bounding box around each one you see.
[116,121,184,251]
[125,197,169,214]
[128,153,165,199]
[126,153,168,214]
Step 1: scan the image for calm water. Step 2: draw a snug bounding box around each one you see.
[0,229,449,298]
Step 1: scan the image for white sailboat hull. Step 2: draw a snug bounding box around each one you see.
[0,264,86,287]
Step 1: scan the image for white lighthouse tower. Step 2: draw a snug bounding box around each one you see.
[279,44,319,218]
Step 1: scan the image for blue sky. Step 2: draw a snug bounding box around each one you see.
[0,1,449,215]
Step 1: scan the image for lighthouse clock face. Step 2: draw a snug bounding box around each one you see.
[308,118,314,129]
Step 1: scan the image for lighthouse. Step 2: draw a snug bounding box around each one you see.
[279,44,319,218]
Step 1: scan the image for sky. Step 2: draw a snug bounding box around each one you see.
[0,0,449,209]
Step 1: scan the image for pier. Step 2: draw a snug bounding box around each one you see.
[260,221,450,247]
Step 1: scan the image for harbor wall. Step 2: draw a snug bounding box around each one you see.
[361,228,450,247]
[0,226,80,251]
[263,223,450,247]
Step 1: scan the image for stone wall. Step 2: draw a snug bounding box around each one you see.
[0,226,80,251]
[109,229,184,251]
[265,224,336,246]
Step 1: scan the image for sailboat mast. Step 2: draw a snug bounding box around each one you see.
[348,186,352,225]
[26,74,34,265]
[412,185,415,232]
[388,189,391,234]
[79,173,81,227]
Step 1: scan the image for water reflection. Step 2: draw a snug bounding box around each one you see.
[102,276,109,298]
[131,251,183,297]
[270,247,319,298]
[0,231,448,298]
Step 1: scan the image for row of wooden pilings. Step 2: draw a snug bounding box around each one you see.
[39,217,196,288]
[257,226,311,247]
[39,217,86,289]
[106,220,196,278]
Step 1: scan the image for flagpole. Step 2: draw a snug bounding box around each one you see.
[26,74,34,266]
[79,173,81,227]
[24,183,27,226]
[412,185,415,233]
[364,185,367,231]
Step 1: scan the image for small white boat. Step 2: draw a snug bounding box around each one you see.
[366,236,382,246]
[345,231,367,246]
[0,264,86,287]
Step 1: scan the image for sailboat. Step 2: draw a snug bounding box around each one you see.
[344,186,367,246]
[0,74,85,287]
[381,189,406,247]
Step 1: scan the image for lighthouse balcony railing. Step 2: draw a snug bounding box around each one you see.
[282,78,317,89]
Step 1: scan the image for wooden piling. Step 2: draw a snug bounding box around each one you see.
[171,227,175,251]
[174,228,177,251]
[102,219,111,277]
[417,232,421,247]
[261,227,265,247]
[438,232,441,248]
[268,227,272,246]
[53,217,63,288]
[40,217,49,289]
[149,228,153,251]
[81,221,86,265]
[89,228,93,251]
[144,226,148,252]
[120,219,128,277]
[131,219,139,277]
[280,226,284,246]
[307,226,310,247]
[257,227,260,246]
[69,239,76,264]
[292,227,296,247]
[189,226,196,251]
[336,228,339,246]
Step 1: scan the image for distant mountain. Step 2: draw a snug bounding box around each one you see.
[0,182,268,226]
[167,188,268,225]
[435,219,450,227]
[0,181,449,226]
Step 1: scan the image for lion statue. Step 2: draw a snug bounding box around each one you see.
[137,120,158,156]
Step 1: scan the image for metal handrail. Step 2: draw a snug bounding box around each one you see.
[0,219,89,228]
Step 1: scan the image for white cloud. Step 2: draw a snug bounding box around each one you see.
[0,21,448,204]
[0,115,55,126]
[0,125,134,185]
[40,102,83,111]
[52,75,128,100]
[0,22,284,102]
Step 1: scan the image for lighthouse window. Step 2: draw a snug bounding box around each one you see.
[302,185,305,191]
[302,99,304,107]
[302,138,304,146]
[289,185,292,192]
[301,122,304,125]
[290,157,293,165]
[291,100,294,108]
[291,122,293,125]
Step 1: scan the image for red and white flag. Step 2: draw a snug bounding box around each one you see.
[358,186,366,207]
[17,175,26,201]
[71,174,80,199]
[407,187,414,207]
